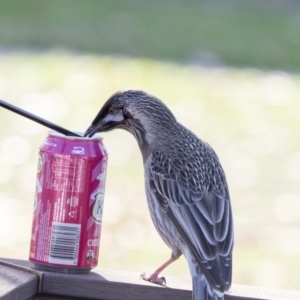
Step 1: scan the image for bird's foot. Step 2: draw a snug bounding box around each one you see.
[140,272,166,286]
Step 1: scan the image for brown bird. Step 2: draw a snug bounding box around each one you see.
[85,90,234,300]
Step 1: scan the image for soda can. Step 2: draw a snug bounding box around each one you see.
[29,131,108,273]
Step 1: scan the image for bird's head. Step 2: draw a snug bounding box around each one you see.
[84,89,177,148]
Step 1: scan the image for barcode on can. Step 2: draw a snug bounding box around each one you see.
[49,222,81,265]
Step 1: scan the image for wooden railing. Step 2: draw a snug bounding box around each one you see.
[0,258,299,300]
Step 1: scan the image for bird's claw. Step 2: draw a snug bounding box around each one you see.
[140,272,166,286]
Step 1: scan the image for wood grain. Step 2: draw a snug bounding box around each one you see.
[1,258,300,300]
[0,259,38,300]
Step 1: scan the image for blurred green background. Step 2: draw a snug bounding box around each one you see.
[0,0,300,292]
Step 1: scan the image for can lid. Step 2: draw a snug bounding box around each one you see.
[48,130,103,140]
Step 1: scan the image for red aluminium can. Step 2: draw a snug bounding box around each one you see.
[29,131,108,273]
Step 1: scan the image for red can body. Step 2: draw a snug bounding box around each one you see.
[29,131,107,273]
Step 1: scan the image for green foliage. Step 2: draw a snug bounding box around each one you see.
[0,0,299,69]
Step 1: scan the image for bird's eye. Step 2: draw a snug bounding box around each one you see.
[108,107,115,114]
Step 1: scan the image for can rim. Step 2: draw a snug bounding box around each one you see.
[48,130,103,140]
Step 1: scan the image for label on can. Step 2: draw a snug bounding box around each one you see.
[29,131,107,271]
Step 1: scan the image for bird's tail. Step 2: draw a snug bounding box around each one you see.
[192,276,224,300]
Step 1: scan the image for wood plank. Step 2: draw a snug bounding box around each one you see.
[0,259,38,300]
[35,294,93,300]
[42,269,191,300]
[42,270,300,300]
[2,258,191,300]
[1,258,300,300]
[227,285,300,300]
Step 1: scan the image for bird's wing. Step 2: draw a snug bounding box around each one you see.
[148,150,233,293]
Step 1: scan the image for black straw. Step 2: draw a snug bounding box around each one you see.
[0,99,81,137]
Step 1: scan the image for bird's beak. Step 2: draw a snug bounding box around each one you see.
[84,123,102,137]
[84,117,120,137]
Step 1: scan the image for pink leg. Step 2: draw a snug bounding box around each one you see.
[141,251,182,286]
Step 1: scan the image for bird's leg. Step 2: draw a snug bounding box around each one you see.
[140,250,182,286]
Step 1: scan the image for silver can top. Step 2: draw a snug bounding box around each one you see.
[48,130,103,141]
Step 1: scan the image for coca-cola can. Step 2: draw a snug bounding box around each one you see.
[29,131,108,273]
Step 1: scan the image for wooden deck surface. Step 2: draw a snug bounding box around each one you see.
[0,257,299,300]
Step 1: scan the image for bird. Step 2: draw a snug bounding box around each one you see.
[84,90,234,300]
